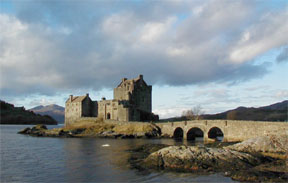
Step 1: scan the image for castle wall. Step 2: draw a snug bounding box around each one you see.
[98,100,122,120]
[81,97,91,117]
[65,101,82,126]
[91,101,98,117]
[117,105,129,121]
[114,87,130,100]
[132,85,152,113]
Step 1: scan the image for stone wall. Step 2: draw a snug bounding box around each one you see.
[91,101,98,117]
[132,85,152,113]
[65,101,82,126]
[114,86,130,100]
[157,120,288,142]
[81,97,91,117]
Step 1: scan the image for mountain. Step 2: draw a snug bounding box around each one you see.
[29,104,65,123]
[0,100,57,125]
[202,100,288,121]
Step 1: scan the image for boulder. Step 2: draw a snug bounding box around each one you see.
[225,135,288,154]
[143,146,262,172]
[18,127,31,134]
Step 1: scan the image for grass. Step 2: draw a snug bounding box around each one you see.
[62,118,159,136]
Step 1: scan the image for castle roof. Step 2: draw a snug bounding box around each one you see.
[66,95,88,103]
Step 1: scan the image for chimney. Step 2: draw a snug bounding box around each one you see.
[86,93,89,97]
[69,95,73,102]
[138,74,143,80]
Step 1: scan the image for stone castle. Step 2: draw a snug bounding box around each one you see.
[65,75,158,126]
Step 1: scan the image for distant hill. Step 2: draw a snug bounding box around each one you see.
[0,101,57,125]
[202,100,288,121]
[160,100,288,122]
[29,104,65,123]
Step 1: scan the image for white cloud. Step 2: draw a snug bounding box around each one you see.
[140,17,176,43]
[275,90,288,98]
[0,0,287,100]
[153,107,187,119]
[229,11,288,63]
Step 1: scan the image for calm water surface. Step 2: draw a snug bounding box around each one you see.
[0,125,237,182]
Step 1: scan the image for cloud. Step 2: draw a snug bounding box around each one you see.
[229,10,288,64]
[153,107,187,119]
[275,90,288,99]
[276,47,288,63]
[0,0,287,99]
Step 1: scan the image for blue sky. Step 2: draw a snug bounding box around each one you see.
[0,0,287,118]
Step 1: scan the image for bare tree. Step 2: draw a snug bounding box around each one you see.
[182,105,204,120]
[182,109,194,120]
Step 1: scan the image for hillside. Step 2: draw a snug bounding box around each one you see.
[29,104,65,123]
[161,100,288,122]
[202,100,288,121]
[0,101,57,125]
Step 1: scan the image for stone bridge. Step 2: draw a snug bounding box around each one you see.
[156,120,288,142]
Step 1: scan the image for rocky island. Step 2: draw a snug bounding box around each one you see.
[18,118,161,138]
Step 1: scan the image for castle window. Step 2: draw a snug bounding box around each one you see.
[107,113,111,119]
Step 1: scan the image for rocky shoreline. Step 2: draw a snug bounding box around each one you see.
[129,135,288,182]
[18,123,161,139]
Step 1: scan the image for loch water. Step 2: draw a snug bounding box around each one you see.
[0,125,237,182]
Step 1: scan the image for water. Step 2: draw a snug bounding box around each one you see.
[0,125,237,182]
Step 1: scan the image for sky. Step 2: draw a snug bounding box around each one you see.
[0,0,287,119]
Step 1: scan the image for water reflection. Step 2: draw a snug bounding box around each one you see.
[62,138,207,182]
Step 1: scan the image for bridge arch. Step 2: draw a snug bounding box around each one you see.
[187,127,204,141]
[208,127,224,141]
[173,127,184,139]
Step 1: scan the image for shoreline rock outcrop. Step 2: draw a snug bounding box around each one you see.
[135,135,288,182]
[143,146,263,172]
[18,122,162,139]
[225,135,288,155]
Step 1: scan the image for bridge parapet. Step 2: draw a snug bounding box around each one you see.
[156,120,288,142]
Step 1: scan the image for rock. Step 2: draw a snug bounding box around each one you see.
[143,146,262,172]
[225,135,288,154]
[31,124,47,131]
[128,144,170,170]
[18,127,31,134]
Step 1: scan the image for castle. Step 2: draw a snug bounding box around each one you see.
[65,75,158,126]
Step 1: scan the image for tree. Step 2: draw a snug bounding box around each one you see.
[182,105,204,120]
[182,109,194,120]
